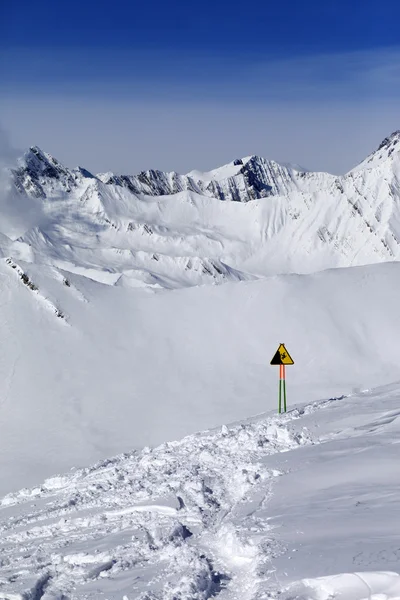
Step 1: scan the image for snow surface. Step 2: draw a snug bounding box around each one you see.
[2,257,400,496]
[0,386,400,598]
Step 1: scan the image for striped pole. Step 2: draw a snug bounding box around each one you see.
[271,344,293,414]
[279,364,287,414]
[283,364,287,413]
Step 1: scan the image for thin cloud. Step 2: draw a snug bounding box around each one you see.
[2,46,400,101]
[0,127,47,239]
[1,47,400,176]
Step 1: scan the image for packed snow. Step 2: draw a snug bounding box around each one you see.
[0,386,400,599]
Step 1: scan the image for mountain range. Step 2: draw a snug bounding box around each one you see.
[5,130,400,290]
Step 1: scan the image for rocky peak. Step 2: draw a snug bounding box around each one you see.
[377,130,400,152]
[20,146,68,180]
[12,147,85,198]
[351,130,400,173]
[74,166,96,179]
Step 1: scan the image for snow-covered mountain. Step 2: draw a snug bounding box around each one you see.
[6,131,400,290]
[12,146,297,202]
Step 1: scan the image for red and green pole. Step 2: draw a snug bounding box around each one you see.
[279,364,287,414]
[271,343,293,414]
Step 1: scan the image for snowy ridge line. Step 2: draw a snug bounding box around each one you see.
[4,258,68,323]
[48,267,89,303]
[0,394,346,599]
[114,253,256,290]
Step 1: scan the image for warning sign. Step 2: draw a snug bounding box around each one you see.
[270,343,294,365]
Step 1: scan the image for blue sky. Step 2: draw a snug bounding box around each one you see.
[2,0,398,56]
[1,0,400,174]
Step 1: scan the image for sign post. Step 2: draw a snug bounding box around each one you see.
[270,343,294,414]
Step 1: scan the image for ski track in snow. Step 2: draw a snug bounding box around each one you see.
[0,395,344,600]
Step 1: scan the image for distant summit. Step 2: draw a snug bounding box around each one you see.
[12,146,96,198]
[350,130,400,173]
[377,130,400,151]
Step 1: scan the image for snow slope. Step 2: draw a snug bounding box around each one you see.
[1,385,400,599]
[1,257,400,497]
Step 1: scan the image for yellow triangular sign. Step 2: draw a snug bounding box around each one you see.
[270,343,294,365]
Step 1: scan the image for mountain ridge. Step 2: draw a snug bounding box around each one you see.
[4,130,400,289]
[13,129,400,205]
